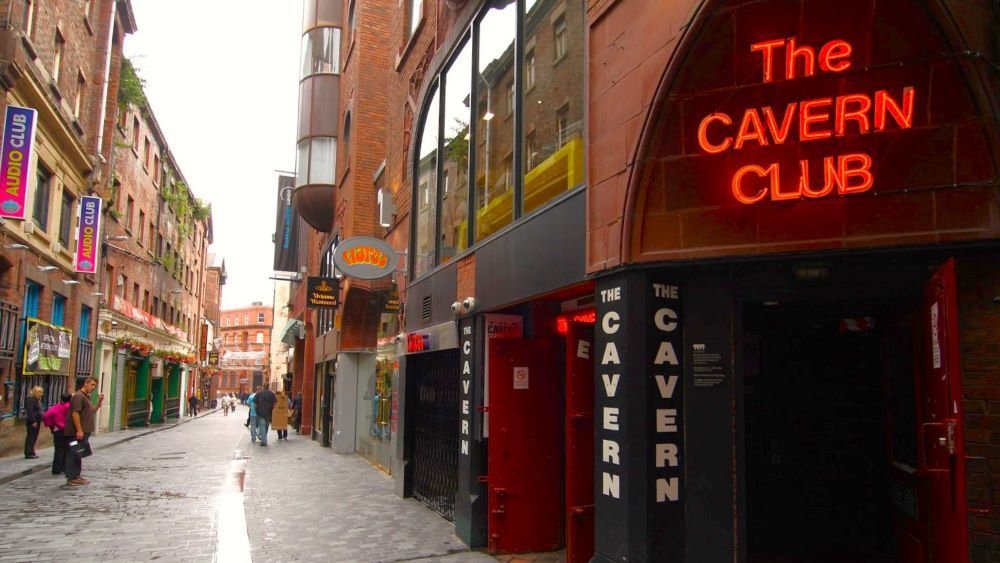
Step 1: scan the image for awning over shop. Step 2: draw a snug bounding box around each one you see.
[279,319,304,346]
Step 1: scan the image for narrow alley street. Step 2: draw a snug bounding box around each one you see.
[0,406,494,563]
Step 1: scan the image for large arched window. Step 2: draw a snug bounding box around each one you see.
[410,0,585,280]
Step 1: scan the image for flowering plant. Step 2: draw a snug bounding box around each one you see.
[155,349,197,365]
[114,336,155,357]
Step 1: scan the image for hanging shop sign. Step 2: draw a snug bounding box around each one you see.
[332,236,398,280]
[272,175,300,272]
[208,351,219,366]
[74,196,102,273]
[382,284,401,313]
[306,276,339,309]
[0,105,37,220]
[23,318,72,375]
[695,37,913,204]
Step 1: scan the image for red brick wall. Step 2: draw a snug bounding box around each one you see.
[959,255,1000,561]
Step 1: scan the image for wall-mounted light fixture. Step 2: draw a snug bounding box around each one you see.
[36,265,57,272]
[107,235,130,242]
[3,243,26,250]
[60,279,80,285]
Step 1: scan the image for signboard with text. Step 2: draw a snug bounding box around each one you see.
[74,196,102,273]
[632,0,999,261]
[306,276,339,309]
[22,318,72,375]
[0,106,37,220]
[332,237,398,280]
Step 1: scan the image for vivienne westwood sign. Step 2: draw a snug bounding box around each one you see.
[332,236,398,280]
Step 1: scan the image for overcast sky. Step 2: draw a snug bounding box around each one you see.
[124,1,303,310]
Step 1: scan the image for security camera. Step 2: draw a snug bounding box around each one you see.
[451,301,462,314]
[462,297,476,313]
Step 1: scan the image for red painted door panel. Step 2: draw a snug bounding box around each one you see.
[565,323,594,563]
[488,338,563,554]
[919,258,969,562]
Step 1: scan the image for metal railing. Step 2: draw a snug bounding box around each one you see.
[75,338,93,377]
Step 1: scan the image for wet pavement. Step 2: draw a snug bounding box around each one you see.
[0,404,501,562]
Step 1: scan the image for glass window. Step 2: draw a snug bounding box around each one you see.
[52,293,66,326]
[256,332,264,344]
[554,16,567,61]
[413,85,439,278]
[349,0,358,40]
[32,163,52,230]
[440,41,471,263]
[258,313,265,323]
[525,50,535,90]
[80,305,92,337]
[296,137,337,187]
[522,0,584,214]
[409,0,423,38]
[58,191,74,247]
[301,27,341,77]
[475,2,517,243]
[53,31,64,83]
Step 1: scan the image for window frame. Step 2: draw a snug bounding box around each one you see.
[32,163,52,231]
[57,190,74,248]
[409,0,585,283]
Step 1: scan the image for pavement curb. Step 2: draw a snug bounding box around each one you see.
[0,407,221,486]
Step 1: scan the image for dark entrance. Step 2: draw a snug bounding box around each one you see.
[410,349,461,520]
[745,302,893,561]
[741,257,969,562]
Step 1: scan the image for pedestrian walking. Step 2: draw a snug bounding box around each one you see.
[24,386,43,459]
[221,394,230,416]
[42,393,71,474]
[253,383,277,446]
[247,387,259,442]
[65,377,103,486]
[291,391,303,432]
[272,390,290,440]
[187,393,199,416]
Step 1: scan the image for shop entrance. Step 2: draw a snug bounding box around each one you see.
[742,258,968,563]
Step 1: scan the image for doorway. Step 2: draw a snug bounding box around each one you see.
[744,302,893,562]
[741,257,969,563]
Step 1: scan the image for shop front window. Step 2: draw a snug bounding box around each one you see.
[522,0,584,214]
[475,1,517,242]
[414,85,439,278]
[440,40,472,262]
[410,0,585,279]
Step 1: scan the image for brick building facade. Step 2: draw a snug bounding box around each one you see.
[217,304,272,398]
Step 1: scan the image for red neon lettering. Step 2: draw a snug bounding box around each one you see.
[785,38,816,80]
[798,156,839,199]
[750,38,785,83]
[799,98,834,141]
[734,109,768,150]
[732,164,775,205]
[874,87,915,131]
[762,103,797,145]
[835,94,872,136]
[837,153,874,194]
[697,113,733,153]
[819,40,852,73]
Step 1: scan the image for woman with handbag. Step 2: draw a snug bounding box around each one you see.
[24,386,43,459]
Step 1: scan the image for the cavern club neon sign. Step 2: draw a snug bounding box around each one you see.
[696,37,915,204]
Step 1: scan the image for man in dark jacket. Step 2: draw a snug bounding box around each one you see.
[252,383,277,446]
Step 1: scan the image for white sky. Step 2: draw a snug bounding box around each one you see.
[124,1,303,310]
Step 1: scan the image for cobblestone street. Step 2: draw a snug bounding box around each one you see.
[0,406,497,563]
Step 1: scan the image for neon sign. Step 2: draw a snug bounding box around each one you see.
[696,37,915,204]
[556,308,596,335]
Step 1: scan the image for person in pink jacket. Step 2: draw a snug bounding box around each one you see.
[42,393,72,475]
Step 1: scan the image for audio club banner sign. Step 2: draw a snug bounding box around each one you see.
[74,196,102,273]
[0,105,38,220]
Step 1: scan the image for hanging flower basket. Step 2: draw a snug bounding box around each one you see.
[114,336,155,357]
[155,349,197,366]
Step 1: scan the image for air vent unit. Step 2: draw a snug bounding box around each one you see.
[422,295,432,322]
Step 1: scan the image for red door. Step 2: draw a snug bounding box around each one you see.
[488,337,563,554]
[918,258,969,562]
[565,323,594,563]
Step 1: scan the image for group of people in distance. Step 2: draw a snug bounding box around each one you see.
[243,383,300,446]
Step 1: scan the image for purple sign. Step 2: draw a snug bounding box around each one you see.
[0,106,37,220]
[74,196,102,273]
